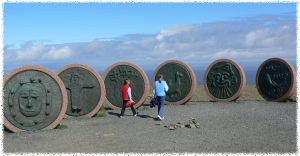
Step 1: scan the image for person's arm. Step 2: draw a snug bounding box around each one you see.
[152,82,156,98]
[164,81,169,92]
[128,87,133,101]
[153,89,156,98]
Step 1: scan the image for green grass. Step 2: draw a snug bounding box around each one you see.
[94,107,107,117]
[55,124,68,129]
[138,105,150,111]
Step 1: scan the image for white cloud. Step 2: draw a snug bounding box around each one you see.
[212,49,258,59]
[156,25,194,41]
[16,44,45,61]
[11,44,72,61]
[42,46,72,60]
[4,13,296,72]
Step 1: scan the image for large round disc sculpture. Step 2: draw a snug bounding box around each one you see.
[204,59,246,102]
[152,60,197,105]
[256,58,296,101]
[4,66,68,132]
[102,62,149,110]
[57,64,106,117]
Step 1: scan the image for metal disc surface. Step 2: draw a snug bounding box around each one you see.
[4,66,67,132]
[58,64,105,117]
[204,59,246,101]
[102,62,149,110]
[152,60,197,105]
[256,58,296,101]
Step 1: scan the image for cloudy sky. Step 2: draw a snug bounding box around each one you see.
[4,3,297,80]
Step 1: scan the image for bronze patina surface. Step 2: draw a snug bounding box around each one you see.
[152,60,197,105]
[58,64,106,117]
[204,59,246,102]
[256,58,296,101]
[4,66,67,132]
[102,62,149,110]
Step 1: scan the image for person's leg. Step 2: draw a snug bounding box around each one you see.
[157,96,163,118]
[120,100,127,116]
[158,96,165,118]
[130,105,137,115]
[157,96,161,116]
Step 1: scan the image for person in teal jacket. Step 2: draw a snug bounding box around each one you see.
[153,74,169,120]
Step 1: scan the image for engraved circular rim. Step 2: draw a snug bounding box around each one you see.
[152,60,197,105]
[102,62,150,110]
[203,59,246,102]
[57,64,106,117]
[255,57,296,102]
[4,65,68,132]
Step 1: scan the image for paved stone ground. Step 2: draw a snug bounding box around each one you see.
[4,101,296,153]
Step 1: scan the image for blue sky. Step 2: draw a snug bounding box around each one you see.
[4,3,297,84]
[5,3,296,46]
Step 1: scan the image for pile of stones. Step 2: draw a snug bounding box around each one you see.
[3,57,296,132]
[165,118,200,130]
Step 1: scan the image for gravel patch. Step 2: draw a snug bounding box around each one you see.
[4,101,296,153]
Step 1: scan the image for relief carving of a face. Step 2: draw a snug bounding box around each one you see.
[18,84,43,117]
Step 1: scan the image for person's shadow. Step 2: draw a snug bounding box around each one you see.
[107,112,122,117]
[107,111,156,120]
[138,114,155,119]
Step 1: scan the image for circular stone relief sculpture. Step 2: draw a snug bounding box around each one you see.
[256,58,296,101]
[102,62,149,110]
[57,64,106,117]
[152,60,197,105]
[204,59,246,102]
[4,65,68,132]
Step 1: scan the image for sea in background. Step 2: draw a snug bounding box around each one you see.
[98,67,258,85]
[3,64,292,85]
[143,68,258,85]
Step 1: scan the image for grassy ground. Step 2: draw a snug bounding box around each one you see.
[102,85,297,109]
[191,85,297,102]
[133,85,297,106]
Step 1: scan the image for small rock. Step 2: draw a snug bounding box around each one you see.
[175,124,184,128]
[192,120,200,128]
[168,124,176,130]
[190,124,196,128]
[185,123,196,129]
[189,119,200,128]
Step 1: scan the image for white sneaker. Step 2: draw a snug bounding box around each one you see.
[157,115,164,120]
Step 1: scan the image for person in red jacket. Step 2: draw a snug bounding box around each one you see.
[119,79,138,118]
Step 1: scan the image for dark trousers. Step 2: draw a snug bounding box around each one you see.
[157,96,165,117]
[120,100,137,116]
